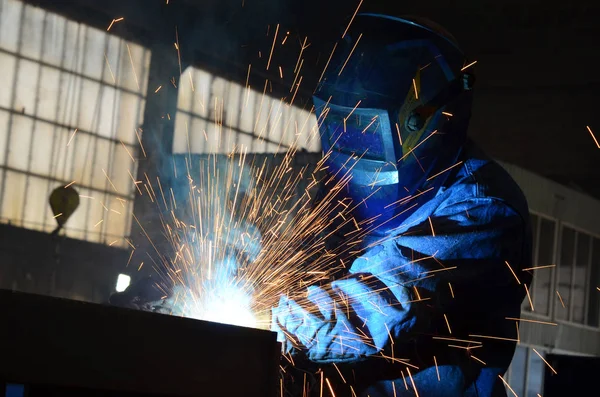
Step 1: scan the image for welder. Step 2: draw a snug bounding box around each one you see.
[271,14,532,397]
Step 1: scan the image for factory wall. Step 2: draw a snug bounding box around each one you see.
[500,161,600,396]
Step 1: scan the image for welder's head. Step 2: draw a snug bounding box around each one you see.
[314,14,475,233]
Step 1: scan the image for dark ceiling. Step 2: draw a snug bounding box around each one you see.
[24,0,600,198]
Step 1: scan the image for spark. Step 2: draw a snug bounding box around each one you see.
[406,368,420,397]
[104,53,116,83]
[188,70,194,91]
[469,334,519,342]
[433,356,440,381]
[532,348,557,375]
[505,261,521,284]
[126,44,140,90]
[443,313,452,334]
[587,126,600,148]
[266,24,279,71]
[94,219,104,228]
[106,17,124,32]
[120,141,136,162]
[175,27,182,76]
[524,284,534,311]
[109,240,119,246]
[498,375,518,397]
[461,60,478,71]
[397,130,437,162]
[66,128,78,147]
[448,282,455,298]
[135,128,146,157]
[505,317,557,326]
[278,66,283,79]
[522,264,555,271]
[155,85,162,93]
[471,355,486,365]
[53,213,63,218]
[432,336,482,344]
[102,169,118,192]
[556,290,566,308]
[332,363,346,383]
[412,78,418,99]
[426,161,464,181]
[428,217,435,236]
[338,33,362,76]
[64,181,76,188]
[442,111,453,117]
[79,195,94,199]
[395,123,403,145]
[341,0,363,38]
[318,42,338,83]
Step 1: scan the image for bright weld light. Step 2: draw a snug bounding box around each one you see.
[184,286,259,329]
[115,274,131,292]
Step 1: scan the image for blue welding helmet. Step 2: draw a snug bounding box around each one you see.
[314,14,475,234]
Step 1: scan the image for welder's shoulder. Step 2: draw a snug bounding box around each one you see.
[447,140,529,218]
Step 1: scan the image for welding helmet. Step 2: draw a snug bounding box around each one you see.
[314,14,475,233]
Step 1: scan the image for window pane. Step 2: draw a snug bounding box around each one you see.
[588,238,600,327]
[508,346,527,396]
[533,218,555,315]
[556,227,576,321]
[572,233,591,323]
[524,214,538,312]
[526,349,545,397]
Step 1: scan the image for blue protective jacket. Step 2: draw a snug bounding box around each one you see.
[272,140,532,397]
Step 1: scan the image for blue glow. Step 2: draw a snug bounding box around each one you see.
[5,384,24,397]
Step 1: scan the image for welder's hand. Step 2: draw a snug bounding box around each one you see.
[271,287,334,357]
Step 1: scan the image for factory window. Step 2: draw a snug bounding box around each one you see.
[524,214,555,316]
[0,0,150,247]
[556,227,575,321]
[173,66,320,154]
[526,349,545,397]
[588,238,600,327]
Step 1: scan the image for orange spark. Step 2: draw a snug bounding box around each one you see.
[53,213,63,219]
[120,141,136,163]
[448,282,455,298]
[412,78,419,99]
[135,128,146,157]
[155,85,162,93]
[461,60,478,71]
[104,53,115,83]
[338,33,362,76]
[94,219,104,228]
[505,317,557,326]
[428,217,435,236]
[524,284,534,311]
[266,24,279,71]
[587,126,600,148]
[279,66,283,79]
[318,42,338,83]
[341,0,363,38]
[498,375,518,397]
[106,17,123,32]
[433,356,440,381]
[406,368,420,397]
[471,355,487,365]
[102,169,118,192]
[505,261,521,284]
[444,313,452,334]
[64,181,76,188]
[126,44,140,90]
[522,264,555,271]
[533,348,557,375]
[469,334,519,342]
[556,290,566,308]
[66,128,78,147]
[442,111,453,117]
[332,363,347,383]
[426,161,464,181]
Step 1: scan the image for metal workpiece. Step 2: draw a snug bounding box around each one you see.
[0,289,280,397]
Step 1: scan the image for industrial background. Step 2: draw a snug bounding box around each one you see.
[1,0,599,396]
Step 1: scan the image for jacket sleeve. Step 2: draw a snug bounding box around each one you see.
[271,197,528,363]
